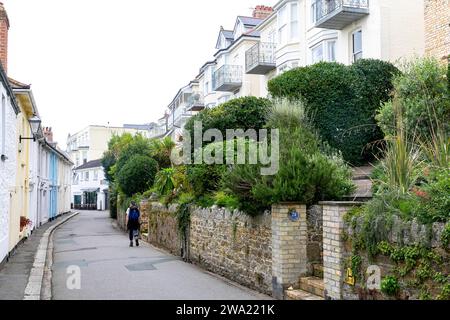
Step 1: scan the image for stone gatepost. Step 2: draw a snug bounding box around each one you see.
[320,201,363,300]
[272,203,308,300]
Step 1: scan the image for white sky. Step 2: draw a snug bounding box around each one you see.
[4,0,265,146]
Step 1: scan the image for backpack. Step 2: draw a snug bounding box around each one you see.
[129,207,140,221]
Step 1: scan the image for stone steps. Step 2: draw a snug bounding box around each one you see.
[299,276,325,297]
[285,288,324,300]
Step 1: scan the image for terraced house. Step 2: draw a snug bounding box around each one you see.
[0,57,19,266]
[0,2,73,262]
[152,0,427,139]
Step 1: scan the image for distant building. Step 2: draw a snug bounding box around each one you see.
[424,0,450,62]
[66,125,151,167]
[71,159,108,211]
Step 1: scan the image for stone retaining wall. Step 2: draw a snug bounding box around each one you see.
[190,207,272,295]
[143,202,182,256]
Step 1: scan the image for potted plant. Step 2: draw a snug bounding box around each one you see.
[20,216,32,232]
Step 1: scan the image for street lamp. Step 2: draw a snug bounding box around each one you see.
[19,115,42,143]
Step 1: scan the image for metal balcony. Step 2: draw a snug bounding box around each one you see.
[212,65,242,92]
[314,0,369,30]
[245,42,276,75]
[187,93,205,112]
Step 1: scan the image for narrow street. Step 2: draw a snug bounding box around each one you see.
[51,211,270,300]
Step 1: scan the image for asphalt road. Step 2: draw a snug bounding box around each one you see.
[51,211,270,300]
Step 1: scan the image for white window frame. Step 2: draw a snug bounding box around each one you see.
[352,29,363,63]
[310,39,337,64]
[290,2,299,40]
[277,4,288,45]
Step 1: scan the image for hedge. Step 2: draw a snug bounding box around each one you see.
[268,59,399,165]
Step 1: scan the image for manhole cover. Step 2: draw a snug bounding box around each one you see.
[125,262,157,272]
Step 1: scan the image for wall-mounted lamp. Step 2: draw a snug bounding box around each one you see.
[19,115,41,143]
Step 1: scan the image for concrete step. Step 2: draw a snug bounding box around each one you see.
[312,264,323,278]
[299,277,325,297]
[285,288,324,300]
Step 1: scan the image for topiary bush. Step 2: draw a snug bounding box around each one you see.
[268,59,399,165]
[116,155,158,197]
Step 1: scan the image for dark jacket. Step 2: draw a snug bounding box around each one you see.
[127,206,140,230]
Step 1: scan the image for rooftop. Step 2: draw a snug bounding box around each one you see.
[74,159,103,171]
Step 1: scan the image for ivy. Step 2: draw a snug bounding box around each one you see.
[381,276,400,296]
[442,223,450,247]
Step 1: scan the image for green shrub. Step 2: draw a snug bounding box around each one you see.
[149,137,175,169]
[223,99,355,215]
[268,60,399,164]
[194,195,215,208]
[154,168,175,196]
[441,223,450,247]
[376,58,450,139]
[116,155,158,197]
[186,163,226,198]
[213,191,239,211]
[414,168,450,224]
[381,276,400,296]
[184,96,272,150]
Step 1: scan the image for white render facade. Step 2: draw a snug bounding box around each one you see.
[0,76,18,264]
[152,0,426,138]
[71,160,109,211]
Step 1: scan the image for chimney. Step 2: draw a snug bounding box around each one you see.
[252,5,273,20]
[0,2,9,74]
[43,127,54,143]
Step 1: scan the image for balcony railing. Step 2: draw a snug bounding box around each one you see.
[314,0,369,30]
[187,93,205,111]
[212,65,243,92]
[245,42,276,75]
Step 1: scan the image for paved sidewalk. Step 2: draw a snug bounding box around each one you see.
[0,213,73,300]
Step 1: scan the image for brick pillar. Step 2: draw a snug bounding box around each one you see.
[272,203,307,300]
[320,201,362,300]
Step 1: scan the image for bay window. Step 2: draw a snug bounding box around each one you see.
[311,39,337,64]
[278,5,288,45]
[290,2,299,40]
[277,1,299,46]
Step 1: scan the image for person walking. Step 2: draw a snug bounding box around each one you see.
[126,201,141,247]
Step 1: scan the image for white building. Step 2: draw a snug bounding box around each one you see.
[71,159,109,211]
[66,125,152,168]
[0,64,19,264]
[250,0,424,75]
[152,1,426,139]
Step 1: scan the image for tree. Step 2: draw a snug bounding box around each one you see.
[116,155,158,197]
[150,137,176,169]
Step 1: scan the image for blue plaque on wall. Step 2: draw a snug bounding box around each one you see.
[288,208,300,222]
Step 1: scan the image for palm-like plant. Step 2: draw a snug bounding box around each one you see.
[150,137,176,169]
[154,168,175,196]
